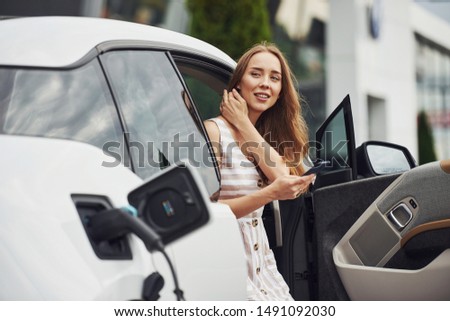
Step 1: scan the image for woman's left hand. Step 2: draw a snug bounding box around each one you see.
[268,174,316,200]
[220,89,249,129]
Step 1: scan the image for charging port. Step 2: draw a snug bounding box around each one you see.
[72,195,132,260]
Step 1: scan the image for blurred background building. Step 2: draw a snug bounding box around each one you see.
[1,0,449,162]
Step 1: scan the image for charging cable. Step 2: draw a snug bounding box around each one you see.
[87,207,185,301]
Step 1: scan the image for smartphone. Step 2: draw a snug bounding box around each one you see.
[302,160,330,176]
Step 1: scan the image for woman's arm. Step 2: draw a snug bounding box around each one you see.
[204,119,315,219]
[219,174,315,219]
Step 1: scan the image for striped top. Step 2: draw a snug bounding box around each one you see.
[209,118,293,301]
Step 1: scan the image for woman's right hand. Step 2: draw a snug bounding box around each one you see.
[220,89,249,129]
[268,174,316,200]
[218,174,316,219]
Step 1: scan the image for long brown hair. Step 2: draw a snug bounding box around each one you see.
[227,42,309,176]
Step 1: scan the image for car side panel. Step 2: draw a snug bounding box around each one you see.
[0,136,246,300]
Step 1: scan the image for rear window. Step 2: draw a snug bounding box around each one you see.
[0,61,124,160]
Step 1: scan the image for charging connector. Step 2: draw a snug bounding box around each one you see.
[87,207,184,300]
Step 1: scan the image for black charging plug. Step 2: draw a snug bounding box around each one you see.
[87,208,164,253]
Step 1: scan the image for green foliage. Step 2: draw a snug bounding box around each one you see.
[417,110,437,164]
[186,0,272,60]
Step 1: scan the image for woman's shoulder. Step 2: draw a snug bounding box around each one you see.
[205,116,226,125]
[204,117,221,128]
[204,117,236,145]
[204,117,229,134]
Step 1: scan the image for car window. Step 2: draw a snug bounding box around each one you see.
[320,109,348,167]
[101,50,219,196]
[0,61,124,162]
[175,58,231,121]
[315,95,357,180]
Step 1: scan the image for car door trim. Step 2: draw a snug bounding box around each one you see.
[400,218,450,247]
[272,200,283,247]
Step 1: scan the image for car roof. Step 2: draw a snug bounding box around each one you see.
[0,16,236,68]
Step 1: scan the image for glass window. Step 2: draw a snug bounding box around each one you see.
[102,50,219,196]
[318,109,348,168]
[175,60,231,121]
[0,61,124,162]
[315,96,356,178]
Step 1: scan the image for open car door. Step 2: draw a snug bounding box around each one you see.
[332,160,450,300]
[274,95,450,301]
[270,95,377,300]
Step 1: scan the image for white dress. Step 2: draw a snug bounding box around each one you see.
[210,118,294,301]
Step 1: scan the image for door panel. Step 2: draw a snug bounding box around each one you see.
[311,173,400,300]
[333,160,450,300]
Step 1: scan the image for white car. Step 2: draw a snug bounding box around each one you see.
[1,16,450,302]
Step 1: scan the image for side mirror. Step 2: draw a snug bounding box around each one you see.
[128,163,210,245]
[356,141,417,177]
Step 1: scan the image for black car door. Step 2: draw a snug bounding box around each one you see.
[283,95,450,301]
[271,94,372,300]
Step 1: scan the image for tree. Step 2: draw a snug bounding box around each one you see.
[417,110,437,164]
[186,0,272,60]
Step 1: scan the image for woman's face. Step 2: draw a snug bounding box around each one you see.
[237,51,282,115]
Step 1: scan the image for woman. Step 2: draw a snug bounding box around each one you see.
[204,42,315,300]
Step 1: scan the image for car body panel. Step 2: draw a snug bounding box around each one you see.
[0,135,246,300]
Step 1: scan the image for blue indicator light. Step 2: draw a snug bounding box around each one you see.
[162,200,175,217]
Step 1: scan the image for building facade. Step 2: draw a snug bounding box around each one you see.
[327,0,450,161]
